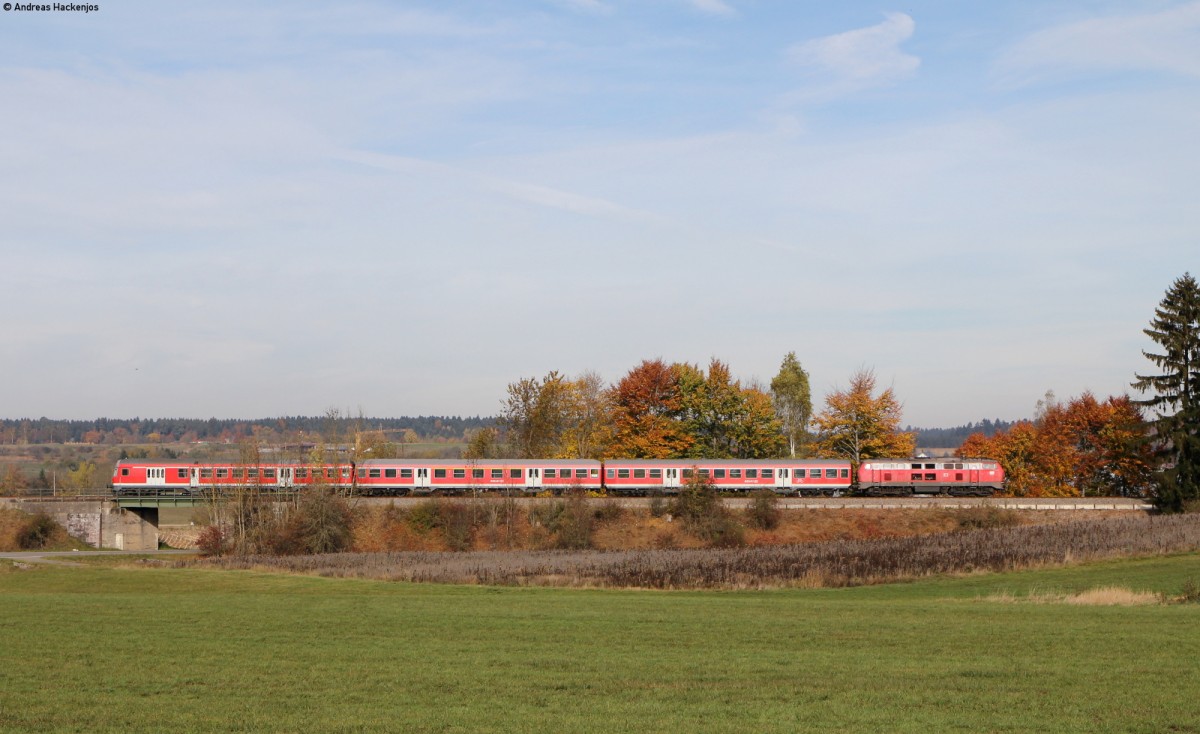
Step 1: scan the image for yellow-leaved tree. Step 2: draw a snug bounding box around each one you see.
[813,369,915,464]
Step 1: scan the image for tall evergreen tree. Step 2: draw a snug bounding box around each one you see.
[1132,273,1200,512]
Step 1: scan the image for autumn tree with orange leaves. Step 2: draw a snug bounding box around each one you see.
[813,369,915,464]
[960,392,1153,497]
[607,360,694,459]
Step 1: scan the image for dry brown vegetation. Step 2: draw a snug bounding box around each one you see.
[0,507,74,551]
[184,513,1200,590]
[983,587,1163,606]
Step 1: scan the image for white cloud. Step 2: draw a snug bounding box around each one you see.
[997,2,1200,84]
[787,12,919,91]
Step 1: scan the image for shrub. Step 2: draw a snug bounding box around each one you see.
[593,499,624,523]
[745,491,781,530]
[670,471,744,547]
[196,525,227,557]
[530,494,594,550]
[291,490,353,554]
[15,512,59,550]
[1179,579,1200,604]
[648,497,667,518]
[406,499,443,533]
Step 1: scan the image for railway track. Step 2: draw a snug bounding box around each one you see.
[351,496,1154,511]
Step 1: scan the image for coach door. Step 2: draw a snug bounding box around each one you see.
[279,467,294,489]
[527,468,542,490]
[190,468,199,489]
[664,468,681,490]
[415,468,431,489]
[776,468,790,490]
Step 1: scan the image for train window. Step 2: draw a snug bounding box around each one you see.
[401,469,413,478]
[714,469,726,479]
[925,464,935,470]
[472,469,484,479]
[747,469,758,478]
[453,469,465,478]
[924,473,936,481]
[386,469,397,478]
[957,463,965,470]
[232,469,244,480]
[649,469,662,478]
[730,469,741,478]
[121,468,129,476]
[510,469,522,479]
[357,469,366,479]
[369,469,381,478]
[430,469,443,478]
[762,469,774,479]
[545,469,557,478]
[295,469,307,479]
[840,469,849,478]
[618,469,630,478]
[588,469,598,477]
[911,463,922,470]
[217,469,228,479]
[248,469,259,479]
[633,469,646,478]
[264,469,277,479]
[793,469,804,479]
[492,469,503,479]
[825,469,837,478]
[682,469,694,478]
[607,469,615,478]
[341,468,350,478]
[200,468,213,479]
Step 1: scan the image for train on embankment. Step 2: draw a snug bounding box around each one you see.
[111,457,1005,497]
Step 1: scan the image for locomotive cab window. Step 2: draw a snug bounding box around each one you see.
[121,468,130,476]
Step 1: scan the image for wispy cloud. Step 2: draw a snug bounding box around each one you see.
[996,2,1200,85]
[685,0,736,17]
[786,12,919,95]
[548,0,613,15]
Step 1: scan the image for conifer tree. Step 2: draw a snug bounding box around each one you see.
[1132,273,1200,511]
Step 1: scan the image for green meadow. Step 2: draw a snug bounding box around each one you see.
[1,554,1198,733]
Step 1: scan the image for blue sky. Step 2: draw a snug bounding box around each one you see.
[1,1,1197,426]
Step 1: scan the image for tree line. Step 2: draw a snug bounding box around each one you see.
[0,415,493,446]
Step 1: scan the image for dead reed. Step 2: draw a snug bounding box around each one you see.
[183,513,1200,590]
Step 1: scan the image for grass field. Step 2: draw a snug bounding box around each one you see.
[1,554,1198,733]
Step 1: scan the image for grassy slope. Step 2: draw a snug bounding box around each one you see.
[0,555,1198,733]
